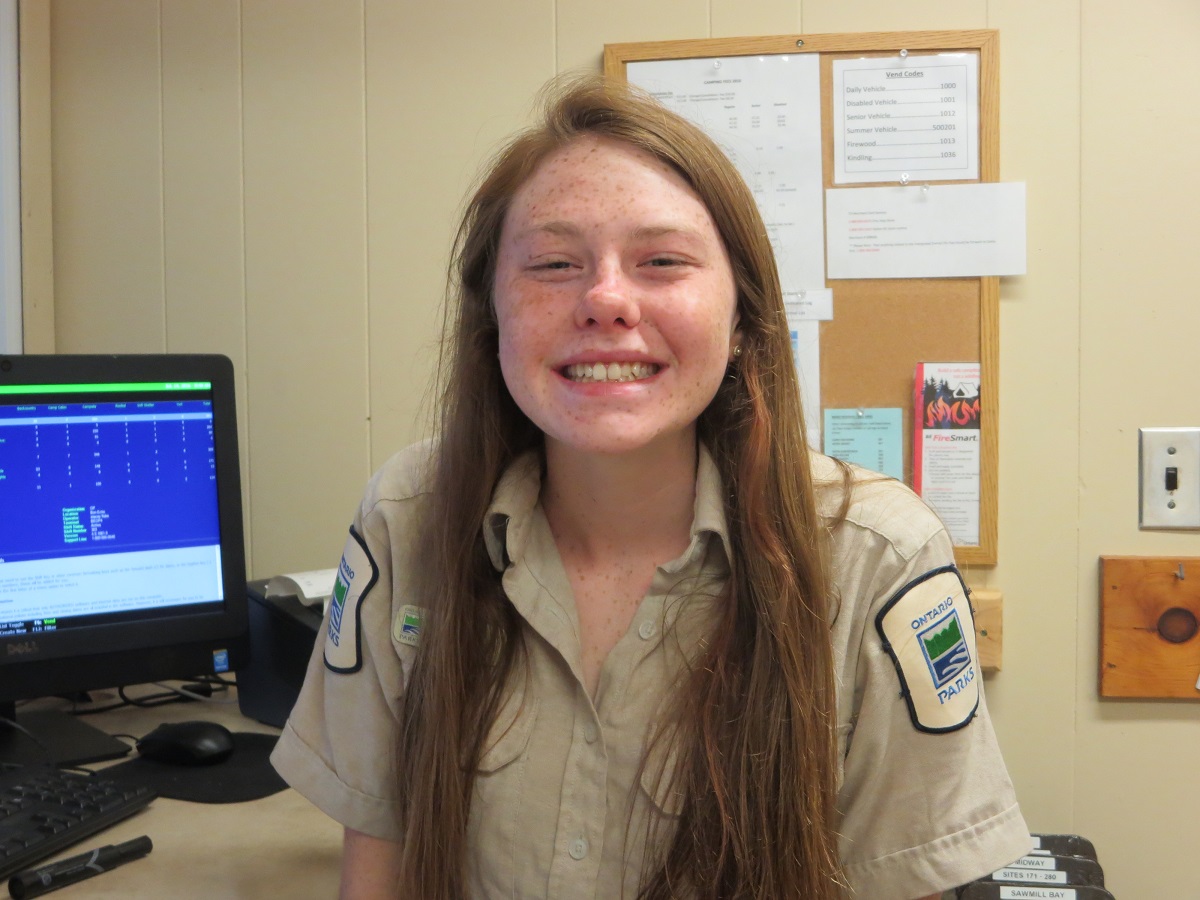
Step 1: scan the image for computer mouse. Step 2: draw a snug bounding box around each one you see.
[136,720,235,766]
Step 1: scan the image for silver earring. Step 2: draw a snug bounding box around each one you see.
[732,345,743,359]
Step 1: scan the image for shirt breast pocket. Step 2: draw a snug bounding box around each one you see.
[467,697,539,896]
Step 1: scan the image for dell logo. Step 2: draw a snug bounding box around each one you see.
[6,641,39,656]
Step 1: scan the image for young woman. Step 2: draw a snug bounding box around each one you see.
[272,76,1030,899]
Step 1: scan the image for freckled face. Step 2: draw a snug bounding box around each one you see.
[493,136,740,459]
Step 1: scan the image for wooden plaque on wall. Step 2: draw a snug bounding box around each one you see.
[605,30,1001,566]
[1100,556,1200,699]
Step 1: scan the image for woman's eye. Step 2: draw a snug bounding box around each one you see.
[533,260,572,270]
[646,257,684,267]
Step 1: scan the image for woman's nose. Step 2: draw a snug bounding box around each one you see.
[575,261,641,329]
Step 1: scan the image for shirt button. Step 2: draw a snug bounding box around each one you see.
[583,722,598,743]
[569,836,589,860]
[638,620,656,640]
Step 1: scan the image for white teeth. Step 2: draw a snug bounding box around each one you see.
[564,362,660,383]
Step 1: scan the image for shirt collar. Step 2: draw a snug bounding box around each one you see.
[483,444,733,573]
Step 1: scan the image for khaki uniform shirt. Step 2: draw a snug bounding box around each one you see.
[272,442,1030,898]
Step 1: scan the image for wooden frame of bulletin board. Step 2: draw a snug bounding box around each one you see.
[605,30,1001,566]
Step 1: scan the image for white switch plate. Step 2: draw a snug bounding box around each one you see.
[1139,427,1200,529]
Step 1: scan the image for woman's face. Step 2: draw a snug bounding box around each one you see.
[493,135,740,460]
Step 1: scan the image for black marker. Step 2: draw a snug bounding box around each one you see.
[7,835,153,899]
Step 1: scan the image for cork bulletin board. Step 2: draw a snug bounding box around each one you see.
[605,30,1001,566]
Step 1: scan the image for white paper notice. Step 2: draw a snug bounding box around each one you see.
[626,54,826,299]
[826,182,1026,279]
[832,53,979,185]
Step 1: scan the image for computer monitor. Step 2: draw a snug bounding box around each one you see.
[0,354,249,766]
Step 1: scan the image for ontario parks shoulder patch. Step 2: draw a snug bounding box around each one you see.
[875,565,979,733]
[324,526,379,674]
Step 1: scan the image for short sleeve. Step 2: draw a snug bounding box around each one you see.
[270,450,431,842]
[828,475,1031,898]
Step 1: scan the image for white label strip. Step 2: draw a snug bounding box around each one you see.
[993,868,1069,884]
[999,887,1077,899]
[1007,855,1060,870]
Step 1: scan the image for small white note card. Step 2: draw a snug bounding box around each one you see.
[783,288,833,321]
[826,182,1026,279]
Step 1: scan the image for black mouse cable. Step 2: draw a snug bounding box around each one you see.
[69,687,169,714]
[74,680,233,716]
[70,684,190,716]
[195,673,236,688]
[148,682,238,705]
[0,715,51,754]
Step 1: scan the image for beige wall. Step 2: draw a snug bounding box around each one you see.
[24,1,1200,896]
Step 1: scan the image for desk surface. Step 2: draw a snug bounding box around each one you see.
[19,688,343,898]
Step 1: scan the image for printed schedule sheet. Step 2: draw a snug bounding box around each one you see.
[627,54,828,442]
[626,54,826,299]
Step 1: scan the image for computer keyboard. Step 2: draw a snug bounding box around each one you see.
[0,764,156,880]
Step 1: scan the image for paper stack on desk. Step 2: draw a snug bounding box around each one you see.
[265,569,337,614]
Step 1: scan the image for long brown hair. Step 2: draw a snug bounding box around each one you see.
[395,74,844,899]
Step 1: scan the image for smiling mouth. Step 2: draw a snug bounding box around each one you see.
[562,362,660,384]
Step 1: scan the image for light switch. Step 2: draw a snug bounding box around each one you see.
[1139,428,1200,529]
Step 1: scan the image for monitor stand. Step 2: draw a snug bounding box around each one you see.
[0,703,132,767]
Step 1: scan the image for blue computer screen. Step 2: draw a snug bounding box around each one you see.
[0,390,224,636]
